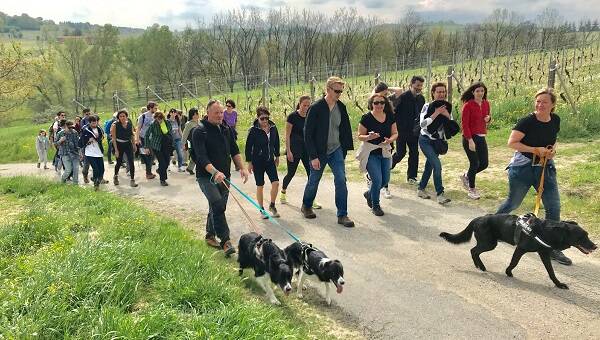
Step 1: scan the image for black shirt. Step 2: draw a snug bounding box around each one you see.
[286,111,307,156]
[192,118,240,178]
[114,119,133,141]
[360,111,395,155]
[513,113,560,159]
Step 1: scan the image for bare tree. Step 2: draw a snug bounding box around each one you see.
[537,7,564,50]
[393,9,427,68]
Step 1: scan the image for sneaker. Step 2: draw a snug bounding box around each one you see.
[468,188,481,200]
[372,205,384,216]
[178,167,185,172]
[301,205,316,219]
[130,179,138,187]
[437,193,451,205]
[222,241,236,257]
[460,173,469,190]
[280,192,287,204]
[417,189,431,199]
[160,180,169,186]
[382,187,392,199]
[337,216,355,228]
[113,175,119,186]
[186,168,195,175]
[146,173,156,180]
[44,166,48,170]
[550,250,572,266]
[365,173,372,189]
[407,178,418,185]
[108,160,114,165]
[205,235,220,248]
[269,204,280,218]
[101,179,109,184]
[312,202,322,209]
[260,208,269,219]
[363,191,372,208]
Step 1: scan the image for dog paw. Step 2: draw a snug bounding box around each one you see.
[270,298,281,305]
[556,282,569,290]
[297,293,303,299]
[505,269,513,277]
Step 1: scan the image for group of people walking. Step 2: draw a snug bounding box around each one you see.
[38,75,573,265]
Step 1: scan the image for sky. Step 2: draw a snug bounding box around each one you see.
[2,0,599,30]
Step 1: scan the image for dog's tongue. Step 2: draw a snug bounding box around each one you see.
[336,284,343,294]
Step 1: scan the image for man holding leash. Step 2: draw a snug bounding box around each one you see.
[192,99,249,256]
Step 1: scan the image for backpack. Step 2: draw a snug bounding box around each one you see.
[187,125,200,162]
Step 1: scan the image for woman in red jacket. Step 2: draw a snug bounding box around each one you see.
[460,82,491,200]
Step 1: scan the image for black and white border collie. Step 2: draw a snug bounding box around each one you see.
[285,242,345,305]
[238,232,293,305]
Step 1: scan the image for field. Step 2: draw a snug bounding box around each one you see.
[0,176,353,338]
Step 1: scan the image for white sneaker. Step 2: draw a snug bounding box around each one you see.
[460,173,469,190]
[468,188,481,200]
[382,187,392,199]
[437,193,451,205]
[417,189,431,199]
[178,166,185,172]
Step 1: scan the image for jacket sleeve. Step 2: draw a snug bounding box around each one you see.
[192,126,211,171]
[181,122,192,143]
[273,127,280,157]
[304,104,318,160]
[461,102,473,139]
[245,128,254,162]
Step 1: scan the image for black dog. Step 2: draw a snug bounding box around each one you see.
[440,214,597,289]
[238,232,293,304]
[285,242,345,305]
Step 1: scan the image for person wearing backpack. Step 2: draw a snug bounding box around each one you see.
[50,111,66,174]
[391,76,425,186]
[136,101,158,179]
[182,107,200,175]
[145,111,174,186]
[111,109,138,187]
[104,112,116,164]
[80,115,105,191]
[55,120,80,184]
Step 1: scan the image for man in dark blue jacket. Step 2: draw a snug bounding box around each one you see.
[302,76,355,228]
[392,76,425,184]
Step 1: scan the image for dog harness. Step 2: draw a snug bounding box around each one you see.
[300,242,319,275]
[514,213,552,248]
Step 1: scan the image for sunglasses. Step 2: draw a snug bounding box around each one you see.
[259,116,270,121]
[226,105,233,108]
[329,87,343,94]
[373,101,386,106]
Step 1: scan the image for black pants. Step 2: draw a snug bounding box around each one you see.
[155,148,170,181]
[392,133,419,179]
[107,138,113,162]
[86,156,105,185]
[197,176,231,246]
[139,137,153,175]
[462,135,489,189]
[283,153,310,190]
[115,141,135,179]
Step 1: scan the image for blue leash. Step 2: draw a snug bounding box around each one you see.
[211,174,302,243]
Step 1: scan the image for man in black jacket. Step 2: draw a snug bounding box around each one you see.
[392,76,425,184]
[192,99,249,256]
[302,76,355,228]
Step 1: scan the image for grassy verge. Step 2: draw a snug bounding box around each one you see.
[0,176,351,339]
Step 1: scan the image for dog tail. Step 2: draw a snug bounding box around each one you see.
[439,221,474,244]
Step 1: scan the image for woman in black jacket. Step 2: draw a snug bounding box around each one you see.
[80,115,105,191]
[245,106,281,219]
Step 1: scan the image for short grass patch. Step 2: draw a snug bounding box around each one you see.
[0,176,349,339]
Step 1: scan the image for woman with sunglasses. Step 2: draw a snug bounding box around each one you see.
[224,99,238,140]
[357,93,398,216]
[145,111,174,186]
[245,106,281,219]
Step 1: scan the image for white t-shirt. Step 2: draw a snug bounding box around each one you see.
[85,127,104,157]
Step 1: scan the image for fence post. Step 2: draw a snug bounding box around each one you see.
[207,79,212,99]
[447,66,454,106]
[504,51,512,93]
[145,87,149,103]
[113,91,118,112]
[548,58,557,88]
[178,84,183,111]
[555,63,578,114]
[524,49,530,84]
[309,73,316,101]
[262,73,269,109]
[374,69,380,86]
[426,52,432,92]
[478,56,484,81]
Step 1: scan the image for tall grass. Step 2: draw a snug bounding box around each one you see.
[0,176,334,339]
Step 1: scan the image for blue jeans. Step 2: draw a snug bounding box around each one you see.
[86,156,105,185]
[173,138,184,167]
[418,135,444,195]
[496,164,560,221]
[61,154,79,184]
[367,153,391,206]
[302,147,348,217]
[197,176,231,246]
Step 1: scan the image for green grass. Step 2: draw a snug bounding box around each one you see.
[0,176,344,339]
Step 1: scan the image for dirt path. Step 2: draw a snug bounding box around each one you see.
[2,163,600,339]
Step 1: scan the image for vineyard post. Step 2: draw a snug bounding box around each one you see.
[504,51,512,93]
[245,74,250,112]
[194,78,198,97]
[478,56,483,81]
[556,63,578,114]
[207,80,212,99]
[402,55,405,72]
[447,66,454,106]
[374,69,380,86]
[548,58,557,88]
[262,72,269,109]
[178,84,183,111]
[145,87,149,103]
[572,48,576,79]
[525,48,530,84]
[309,74,316,101]
[426,52,432,92]
[113,91,118,112]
